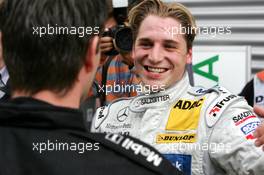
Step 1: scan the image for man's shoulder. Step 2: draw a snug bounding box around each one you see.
[187,85,231,97]
[81,132,182,175]
[200,85,247,128]
[92,97,133,129]
[62,131,183,175]
[0,120,181,174]
[187,85,246,128]
[187,86,211,97]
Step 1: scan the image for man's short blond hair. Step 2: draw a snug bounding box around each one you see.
[128,0,196,50]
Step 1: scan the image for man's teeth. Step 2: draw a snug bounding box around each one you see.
[147,66,167,73]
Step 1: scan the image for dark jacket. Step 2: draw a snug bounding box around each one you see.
[0,97,182,175]
[239,79,254,106]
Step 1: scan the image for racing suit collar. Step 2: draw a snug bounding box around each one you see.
[129,72,190,112]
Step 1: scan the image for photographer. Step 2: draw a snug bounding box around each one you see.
[239,70,264,107]
[81,5,140,129]
[92,0,141,106]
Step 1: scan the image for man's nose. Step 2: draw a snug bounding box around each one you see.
[148,45,163,63]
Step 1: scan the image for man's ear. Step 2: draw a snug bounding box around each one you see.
[186,48,192,64]
[84,36,99,72]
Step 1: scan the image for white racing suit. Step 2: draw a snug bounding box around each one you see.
[91,73,264,175]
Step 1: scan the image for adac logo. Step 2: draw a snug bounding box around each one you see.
[117,107,129,122]
[156,133,196,143]
[166,98,205,131]
[209,94,237,117]
[173,98,204,110]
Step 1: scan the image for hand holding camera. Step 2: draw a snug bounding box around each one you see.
[102,0,133,56]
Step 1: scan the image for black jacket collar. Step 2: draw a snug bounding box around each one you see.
[0,97,87,131]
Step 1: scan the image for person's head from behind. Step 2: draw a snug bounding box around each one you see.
[0,0,107,103]
[129,0,196,89]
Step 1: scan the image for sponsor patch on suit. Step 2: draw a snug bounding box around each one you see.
[166,98,205,131]
[163,154,191,175]
[156,133,196,143]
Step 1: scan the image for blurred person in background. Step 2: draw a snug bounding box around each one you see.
[81,0,141,128]
[0,0,181,174]
[239,70,264,108]
[92,0,142,107]
[93,13,139,106]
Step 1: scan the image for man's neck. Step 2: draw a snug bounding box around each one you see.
[13,88,81,109]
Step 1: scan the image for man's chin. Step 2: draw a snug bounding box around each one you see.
[143,78,164,86]
[141,80,167,92]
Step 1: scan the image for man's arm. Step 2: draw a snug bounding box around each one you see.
[99,35,114,65]
[88,132,183,175]
[209,99,264,174]
[253,105,264,150]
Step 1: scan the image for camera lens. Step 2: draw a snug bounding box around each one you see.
[115,27,133,52]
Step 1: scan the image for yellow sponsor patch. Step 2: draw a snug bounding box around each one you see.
[156,133,196,143]
[166,98,205,131]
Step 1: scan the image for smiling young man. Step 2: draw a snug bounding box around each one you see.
[91,0,264,174]
[133,15,192,89]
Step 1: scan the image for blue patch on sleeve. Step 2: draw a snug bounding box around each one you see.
[241,121,260,135]
[163,154,192,175]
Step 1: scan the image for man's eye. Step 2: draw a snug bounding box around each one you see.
[164,44,177,50]
[139,42,152,48]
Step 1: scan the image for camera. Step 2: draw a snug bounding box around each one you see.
[103,0,134,56]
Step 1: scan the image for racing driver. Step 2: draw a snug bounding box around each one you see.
[91,0,264,174]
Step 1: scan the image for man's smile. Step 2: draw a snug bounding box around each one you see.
[144,65,169,73]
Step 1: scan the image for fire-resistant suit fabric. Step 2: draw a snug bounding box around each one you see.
[91,72,264,175]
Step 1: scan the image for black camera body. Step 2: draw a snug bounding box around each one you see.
[103,0,133,56]
[103,25,133,55]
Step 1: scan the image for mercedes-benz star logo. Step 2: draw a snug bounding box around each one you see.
[117,107,129,122]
